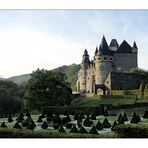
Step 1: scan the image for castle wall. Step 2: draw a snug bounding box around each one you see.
[114,53,138,72]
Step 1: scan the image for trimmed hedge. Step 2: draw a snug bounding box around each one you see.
[114,124,148,138]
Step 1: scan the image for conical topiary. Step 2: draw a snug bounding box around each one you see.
[89,126,98,135]
[41,121,48,129]
[111,121,118,131]
[66,123,73,129]
[69,125,78,133]
[90,113,96,120]
[117,113,123,122]
[8,114,13,123]
[74,113,79,120]
[80,113,85,119]
[16,112,24,123]
[96,120,103,130]
[102,118,111,128]
[83,118,92,127]
[143,110,148,119]
[79,126,88,134]
[53,123,60,129]
[62,115,71,124]
[27,120,36,130]
[118,115,124,125]
[37,116,43,123]
[123,112,128,121]
[25,110,31,117]
[13,122,22,129]
[53,115,61,124]
[1,122,7,128]
[59,125,66,133]
[77,119,82,128]
[130,111,141,124]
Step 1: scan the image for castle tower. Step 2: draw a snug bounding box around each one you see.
[132,41,138,67]
[77,49,90,92]
[94,36,114,85]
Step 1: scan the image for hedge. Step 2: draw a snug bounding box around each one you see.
[114,124,148,138]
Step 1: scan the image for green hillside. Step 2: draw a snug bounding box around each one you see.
[6,64,80,90]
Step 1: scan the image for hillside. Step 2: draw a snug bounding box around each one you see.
[6,64,80,90]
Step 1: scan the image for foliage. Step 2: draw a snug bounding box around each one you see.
[117,113,123,122]
[103,110,109,116]
[13,122,22,129]
[8,114,13,123]
[59,126,66,133]
[89,126,98,135]
[16,112,24,123]
[41,121,48,129]
[27,119,36,130]
[37,116,43,123]
[123,112,128,121]
[130,112,141,124]
[1,122,7,128]
[111,121,118,131]
[102,118,111,128]
[69,125,78,133]
[118,116,124,125]
[53,123,60,130]
[46,117,52,123]
[143,110,148,119]
[25,69,72,110]
[66,123,73,129]
[25,110,31,117]
[90,113,96,120]
[79,113,85,119]
[83,118,93,127]
[53,115,62,124]
[74,113,79,120]
[79,126,88,134]
[96,120,103,130]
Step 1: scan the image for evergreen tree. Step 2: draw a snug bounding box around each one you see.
[80,113,85,119]
[130,111,141,124]
[90,113,96,120]
[83,118,93,127]
[62,115,71,124]
[118,116,124,125]
[117,113,123,122]
[123,112,128,121]
[79,126,88,134]
[53,115,61,124]
[37,116,43,123]
[96,120,103,130]
[143,110,148,119]
[74,113,79,120]
[89,126,98,135]
[59,125,66,133]
[16,112,24,123]
[25,110,31,117]
[53,123,60,129]
[69,125,78,133]
[13,122,22,129]
[1,122,7,128]
[41,121,48,129]
[111,121,118,131]
[102,118,111,128]
[27,119,36,130]
[66,123,73,129]
[8,114,13,123]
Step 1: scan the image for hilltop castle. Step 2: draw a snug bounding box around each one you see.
[77,36,139,95]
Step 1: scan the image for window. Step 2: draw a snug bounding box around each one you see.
[98,58,101,60]
[104,57,107,60]
[110,58,112,60]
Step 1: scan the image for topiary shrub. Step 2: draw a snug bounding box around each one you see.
[77,119,82,128]
[8,114,13,123]
[66,123,73,129]
[96,120,103,130]
[123,112,128,121]
[130,112,141,124]
[25,110,31,117]
[117,113,123,122]
[1,122,7,128]
[103,110,109,117]
[89,126,98,135]
[80,113,85,120]
[143,110,148,119]
[22,119,28,127]
[37,116,43,123]
[74,113,79,120]
[16,112,24,123]
[62,115,71,124]
[46,117,52,123]
[118,116,124,125]
[69,125,78,133]
[13,122,22,129]
[59,125,66,133]
[41,121,48,129]
[53,115,61,124]
[102,118,111,128]
[90,113,96,120]
[83,118,93,127]
[53,123,60,129]
[27,120,36,130]
[79,126,88,134]
[111,121,118,131]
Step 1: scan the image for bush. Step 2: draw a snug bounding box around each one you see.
[79,113,85,119]
[118,116,124,125]
[89,126,98,135]
[59,126,66,133]
[13,122,22,129]
[130,112,141,124]
[69,125,78,133]
[25,110,31,117]
[53,123,60,129]
[79,126,88,134]
[1,122,7,128]
[143,110,148,119]
[27,119,36,130]
[123,112,128,121]
[96,120,103,130]
[16,112,24,123]
[41,121,48,129]
[117,113,123,122]
[90,113,96,120]
[66,123,73,129]
[111,121,118,131]
[37,116,43,123]
[83,118,93,127]
[77,119,82,128]
[74,113,79,120]
[46,117,52,123]
[53,115,61,124]
[8,114,13,123]
[103,110,109,116]
[62,115,71,124]
[102,118,111,128]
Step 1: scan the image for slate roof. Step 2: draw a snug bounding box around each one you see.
[109,39,119,48]
[116,40,133,53]
[133,41,138,49]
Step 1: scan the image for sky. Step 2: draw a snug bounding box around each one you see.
[0,10,148,78]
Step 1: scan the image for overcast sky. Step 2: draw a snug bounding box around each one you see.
[0,10,148,78]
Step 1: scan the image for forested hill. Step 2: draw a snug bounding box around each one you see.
[6,64,80,90]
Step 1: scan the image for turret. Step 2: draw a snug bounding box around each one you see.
[109,39,119,51]
[132,41,138,53]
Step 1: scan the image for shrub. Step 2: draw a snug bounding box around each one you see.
[62,115,71,124]
[46,117,52,123]
[90,113,96,120]
[1,122,7,128]
[16,112,24,123]
[13,122,22,129]
[96,120,103,130]
[117,113,123,122]
[41,121,48,129]
[59,126,66,133]
[130,112,141,124]
[143,110,148,119]
[27,118,36,130]
[79,126,88,134]
[123,112,128,121]
[37,116,43,123]
[53,115,61,124]
[8,114,13,123]
[53,123,60,129]
[66,123,73,129]
[111,121,118,131]
[74,113,79,120]
[118,116,124,125]
[69,125,78,133]
[40,113,46,118]
[102,118,111,128]
[22,120,28,127]
[89,126,98,135]
[80,113,85,119]
[25,110,31,117]
[77,119,82,128]
[103,110,109,116]
[83,118,93,127]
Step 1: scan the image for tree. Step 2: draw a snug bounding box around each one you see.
[41,121,48,129]
[117,113,123,122]
[25,69,72,110]
[90,113,96,120]
[59,125,66,133]
[1,122,7,128]
[96,120,103,130]
[79,126,88,134]
[102,118,111,128]
[123,112,128,121]
[13,122,22,129]
[37,116,43,123]
[111,121,118,131]
[130,111,141,124]
[89,126,98,135]
[69,125,78,133]
[8,114,13,123]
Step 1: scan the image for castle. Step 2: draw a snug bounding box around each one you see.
[76,36,139,95]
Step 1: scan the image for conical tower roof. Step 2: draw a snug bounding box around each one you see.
[133,41,138,49]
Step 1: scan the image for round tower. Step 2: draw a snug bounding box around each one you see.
[80,49,90,92]
[94,36,114,85]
